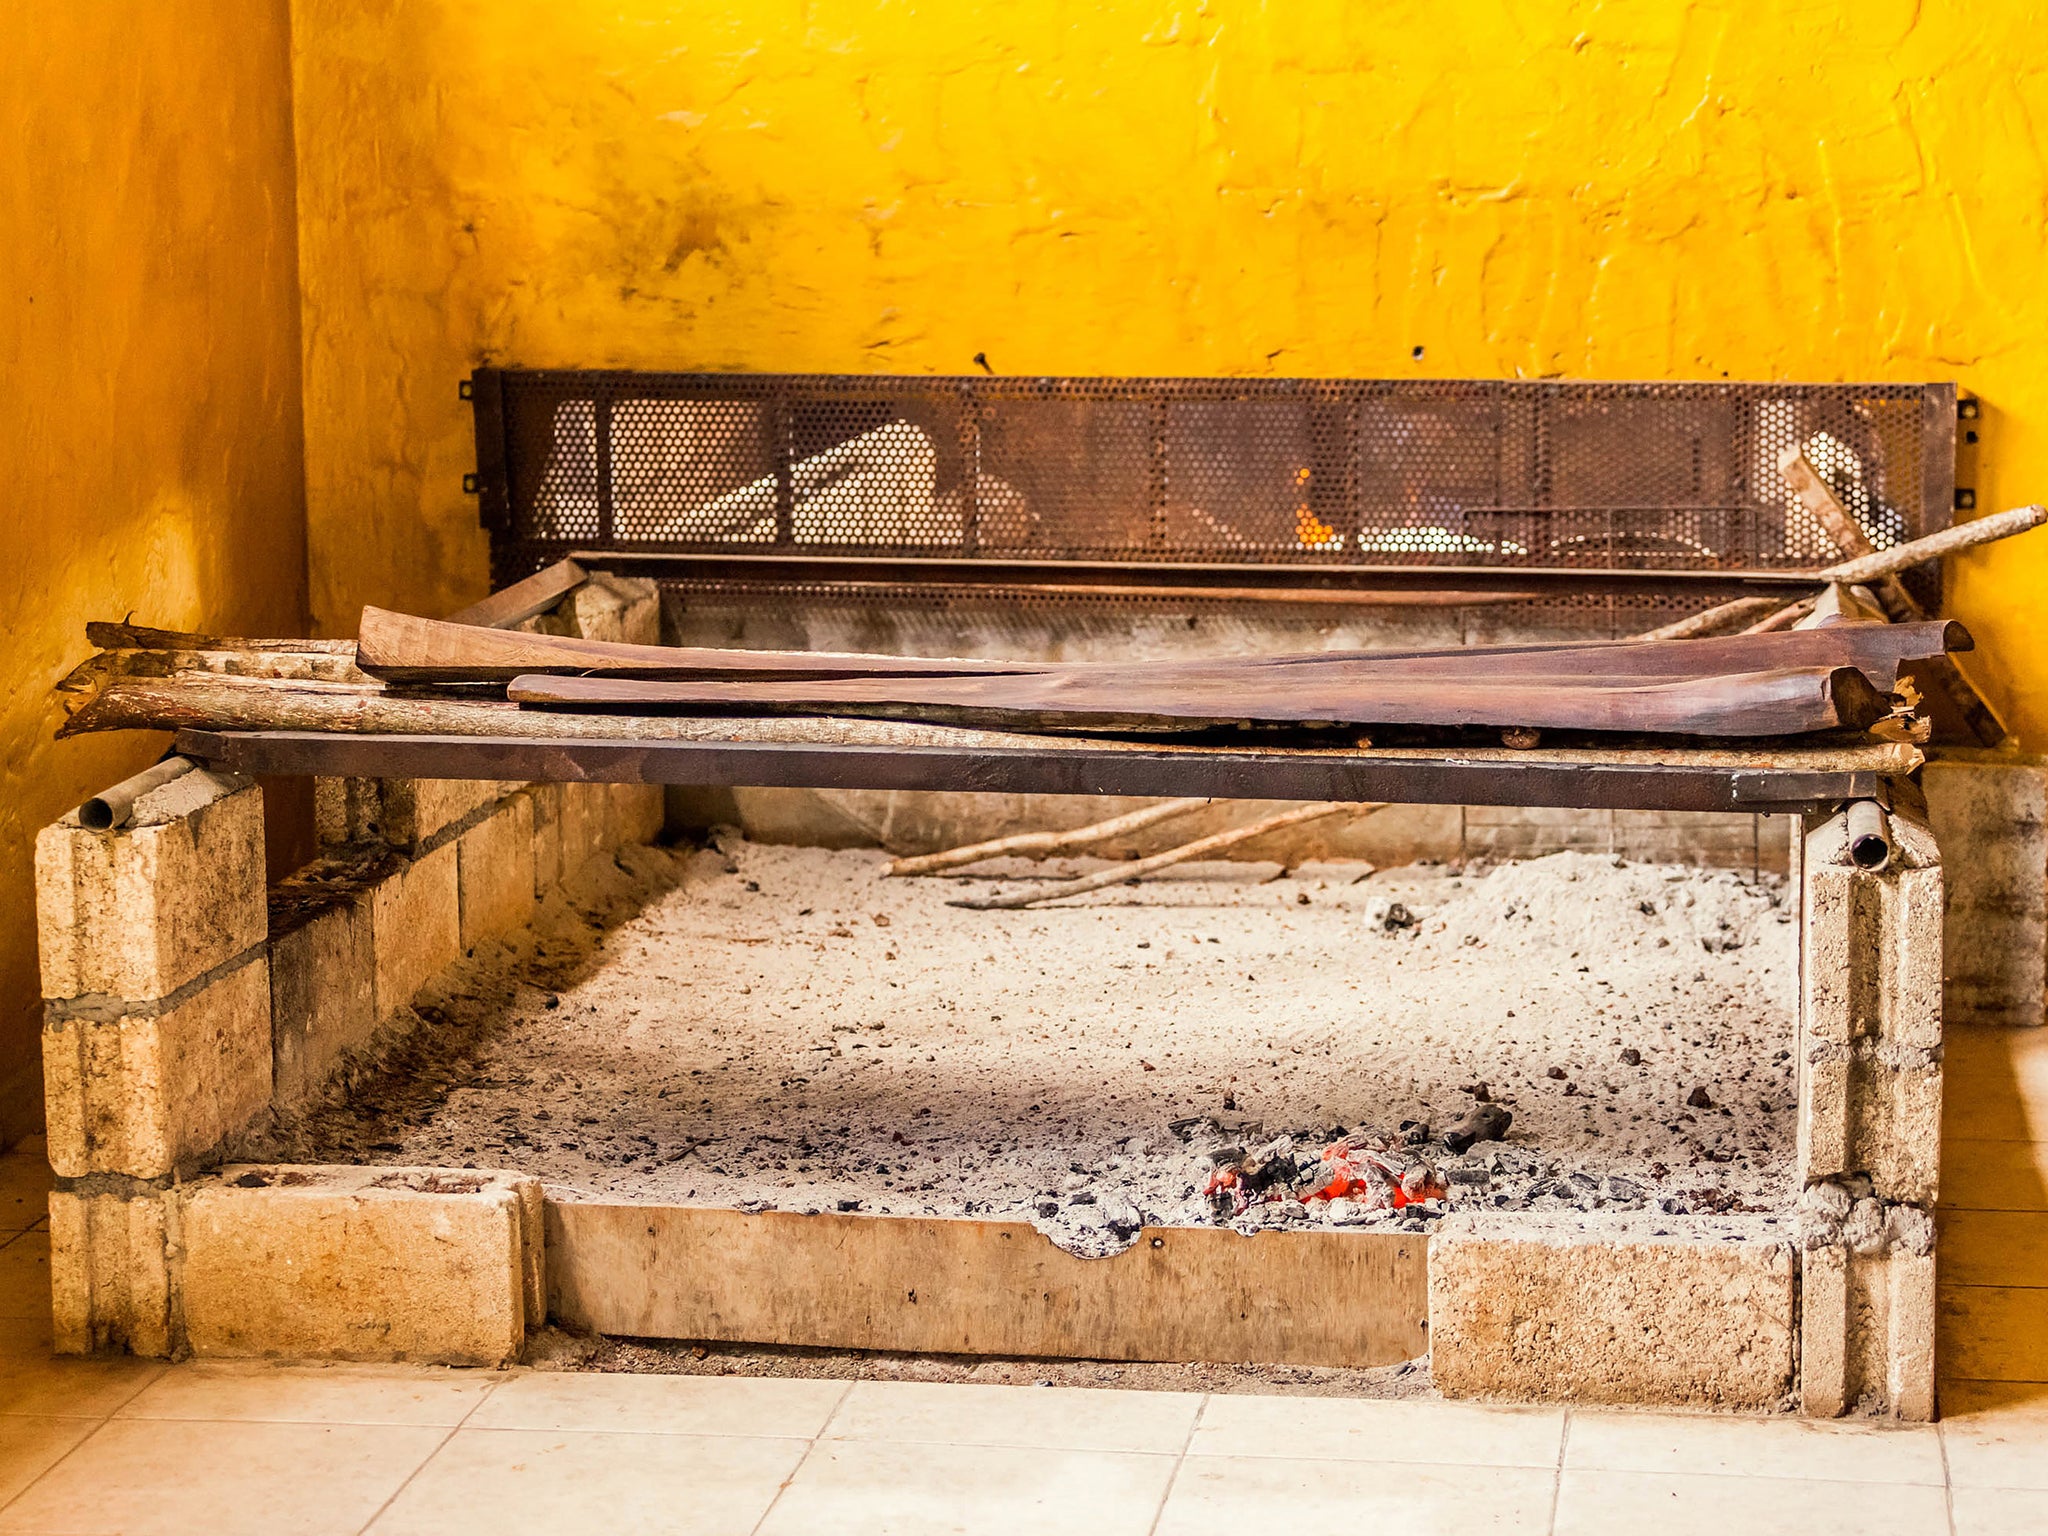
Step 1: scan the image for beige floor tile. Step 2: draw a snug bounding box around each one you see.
[827,1379,1201,1454]
[1554,1468,1951,1535]
[0,1417,445,1535]
[469,1369,844,1437]
[1193,1391,1563,1468]
[1952,1485,2048,1535]
[0,1234,50,1324]
[117,1361,501,1427]
[758,1439,1176,1536]
[0,1417,97,1508]
[0,1342,160,1420]
[1567,1408,1945,1485]
[1941,1379,2048,1490]
[0,1147,50,1237]
[1157,1455,1555,1534]
[368,1427,806,1535]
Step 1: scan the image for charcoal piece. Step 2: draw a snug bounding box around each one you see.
[1441,1103,1513,1155]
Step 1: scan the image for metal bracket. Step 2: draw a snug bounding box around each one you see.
[1958,397,1980,421]
[1955,488,1977,511]
[462,474,481,495]
[458,378,475,401]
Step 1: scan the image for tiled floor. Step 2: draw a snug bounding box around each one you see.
[4,1138,2047,1534]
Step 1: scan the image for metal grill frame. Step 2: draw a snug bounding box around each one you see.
[470,370,1958,612]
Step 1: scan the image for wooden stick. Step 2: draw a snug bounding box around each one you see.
[886,798,1214,877]
[1741,596,1818,634]
[1633,595,1788,641]
[1815,503,2048,586]
[84,622,355,655]
[951,801,1378,910]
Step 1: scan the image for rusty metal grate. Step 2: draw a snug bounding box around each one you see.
[470,372,1957,616]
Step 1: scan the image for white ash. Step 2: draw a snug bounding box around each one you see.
[258,840,1798,1258]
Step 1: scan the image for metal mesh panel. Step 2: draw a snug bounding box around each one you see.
[477,373,1957,616]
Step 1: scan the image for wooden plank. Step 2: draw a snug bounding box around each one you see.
[545,1201,1428,1368]
[1943,1025,2048,1143]
[444,558,589,629]
[1940,1210,2048,1287]
[510,663,1892,737]
[1939,1285,2048,1382]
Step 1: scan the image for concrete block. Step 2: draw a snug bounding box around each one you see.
[181,1164,539,1364]
[558,781,614,877]
[1924,758,2046,1027]
[47,1190,175,1357]
[459,795,536,950]
[269,888,378,1105]
[1797,810,1945,1205]
[609,782,665,849]
[526,783,566,897]
[43,959,273,1180]
[1428,1213,1797,1410]
[370,840,460,1018]
[1801,1244,1937,1421]
[316,776,514,853]
[35,774,265,1003]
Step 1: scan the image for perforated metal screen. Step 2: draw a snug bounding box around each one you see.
[471,372,1957,624]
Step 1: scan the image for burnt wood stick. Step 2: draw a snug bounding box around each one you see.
[952,802,1380,910]
[84,621,355,654]
[1633,596,1790,641]
[886,797,1215,877]
[1777,448,1922,619]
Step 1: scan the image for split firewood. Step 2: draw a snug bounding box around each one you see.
[1777,446,1921,619]
[951,801,1383,911]
[885,797,1213,877]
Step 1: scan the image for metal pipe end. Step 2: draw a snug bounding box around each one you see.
[1845,799,1893,871]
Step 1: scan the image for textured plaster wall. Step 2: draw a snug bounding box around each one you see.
[291,0,2048,740]
[0,5,309,1141]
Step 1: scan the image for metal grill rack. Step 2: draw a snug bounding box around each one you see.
[469,372,1957,629]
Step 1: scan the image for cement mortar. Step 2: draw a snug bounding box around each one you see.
[255,839,1799,1256]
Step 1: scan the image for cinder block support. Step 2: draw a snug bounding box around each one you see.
[35,769,274,1356]
[1796,805,1943,1420]
[1922,758,2046,1028]
[181,1165,541,1365]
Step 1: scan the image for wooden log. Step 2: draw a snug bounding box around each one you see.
[954,801,1380,909]
[1777,447,1923,620]
[886,797,1213,877]
[545,1201,1428,1369]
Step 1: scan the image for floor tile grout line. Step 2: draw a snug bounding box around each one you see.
[353,1374,507,1535]
[1142,1391,1209,1536]
[1549,1407,1570,1536]
[744,1377,856,1536]
[1937,1419,1959,1536]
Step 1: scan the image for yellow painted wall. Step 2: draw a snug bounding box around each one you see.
[292,0,2048,744]
[0,5,308,1141]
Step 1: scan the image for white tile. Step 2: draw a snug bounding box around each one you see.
[1193,1391,1563,1468]
[1554,1468,1951,1536]
[758,1438,1175,1536]
[0,1418,445,1536]
[0,1339,162,1420]
[0,1416,97,1507]
[118,1361,500,1426]
[1952,1484,2048,1536]
[1941,1380,2048,1490]
[368,1427,805,1535]
[1158,1455,1556,1534]
[1567,1408,1945,1484]
[827,1379,1201,1454]
[469,1370,843,1437]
